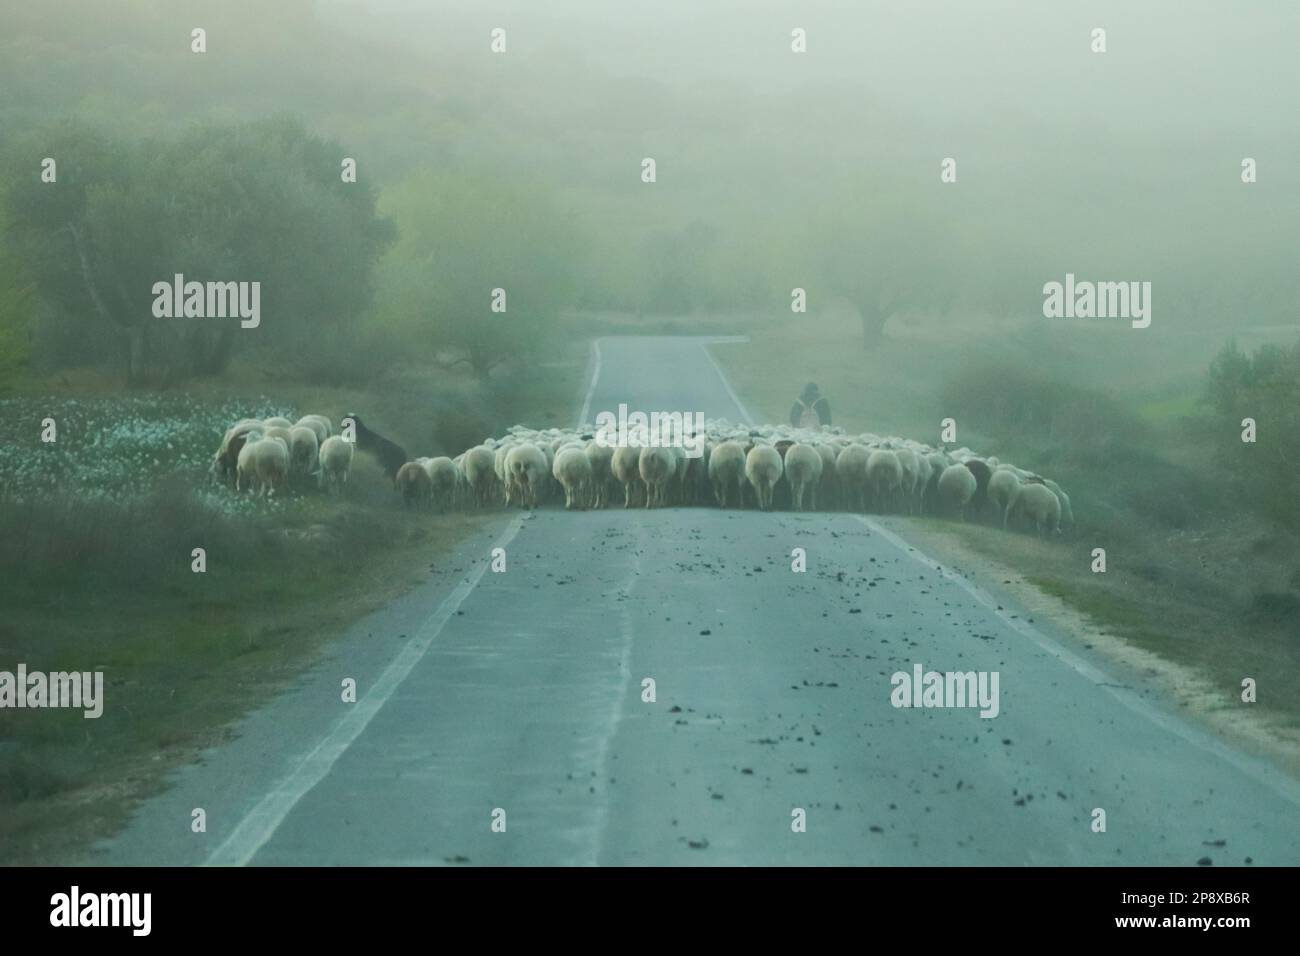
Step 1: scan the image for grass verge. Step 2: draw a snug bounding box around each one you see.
[0,339,588,863]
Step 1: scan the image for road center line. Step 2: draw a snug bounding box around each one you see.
[585,515,643,866]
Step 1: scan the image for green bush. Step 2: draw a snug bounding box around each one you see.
[1204,339,1300,528]
[939,360,1149,467]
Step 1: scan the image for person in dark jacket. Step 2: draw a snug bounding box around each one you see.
[790,383,832,429]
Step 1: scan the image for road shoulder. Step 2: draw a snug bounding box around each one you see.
[877,516,1300,782]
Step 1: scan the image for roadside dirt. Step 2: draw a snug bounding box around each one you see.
[879,516,1300,782]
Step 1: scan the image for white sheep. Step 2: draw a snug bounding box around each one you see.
[493,444,514,503]
[318,435,354,494]
[987,468,1022,519]
[638,446,676,509]
[235,438,260,494]
[707,440,746,508]
[894,448,920,514]
[1006,481,1061,535]
[262,425,294,452]
[505,443,548,510]
[744,444,783,511]
[584,442,615,509]
[422,457,460,512]
[783,443,823,511]
[553,445,593,510]
[910,452,933,513]
[814,443,838,509]
[666,444,688,507]
[538,441,559,504]
[395,460,433,508]
[923,451,950,513]
[611,445,643,508]
[251,436,290,498]
[462,445,498,507]
[1042,479,1074,532]
[937,463,977,520]
[288,425,319,483]
[294,414,332,446]
[835,444,871,512]
[211,420,264,485]
[866,449,903,513]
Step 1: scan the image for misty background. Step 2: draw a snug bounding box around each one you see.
[3,1,1298,384]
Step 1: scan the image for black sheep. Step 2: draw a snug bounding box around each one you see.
[963,458,993,517]
[344,413,409,485]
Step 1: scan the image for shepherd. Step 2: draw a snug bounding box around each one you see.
[789,382,831,429]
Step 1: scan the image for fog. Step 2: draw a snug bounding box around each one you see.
[6,0,1298,348]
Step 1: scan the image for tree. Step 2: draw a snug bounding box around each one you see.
[0,208,36,391]
[377,171,583,380]
[1204,338,1300,527]
[3,117,393,383]
[805,189,957,348]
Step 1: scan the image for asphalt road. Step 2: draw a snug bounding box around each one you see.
[96,336,1300,866]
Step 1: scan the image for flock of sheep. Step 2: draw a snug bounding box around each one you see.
[209,414,354,495]
[209,414,1075,536]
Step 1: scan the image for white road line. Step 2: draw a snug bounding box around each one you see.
[586,517,642,866]
[205,515,527,867]
[857,514,1300,808]
[701,340,754,425]
[577,337,603,427]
